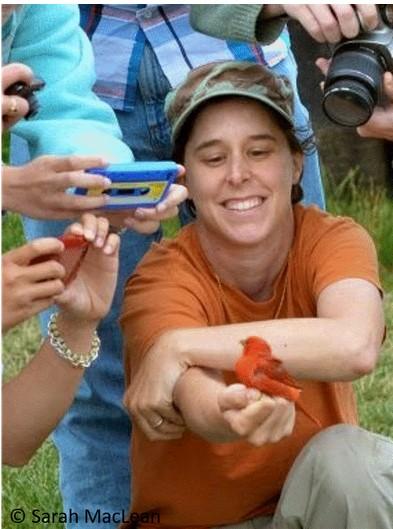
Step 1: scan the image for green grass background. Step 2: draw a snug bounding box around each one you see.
[2,175,393,529]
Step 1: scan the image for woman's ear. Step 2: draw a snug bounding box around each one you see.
[292,151,304,185]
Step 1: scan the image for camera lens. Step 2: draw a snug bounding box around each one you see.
[323,47,384,127]
[323,79,375,126]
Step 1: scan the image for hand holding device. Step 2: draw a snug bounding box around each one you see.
[76,161,181,209]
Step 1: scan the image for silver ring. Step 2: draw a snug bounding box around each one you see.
[151,417,164,429]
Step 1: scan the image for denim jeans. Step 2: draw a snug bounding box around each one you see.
[14,44,325,529]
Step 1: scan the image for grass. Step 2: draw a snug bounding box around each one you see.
[2,175,393,528]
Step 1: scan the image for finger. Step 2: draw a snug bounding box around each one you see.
[103,232,120,255]
[329,4,360,39]
[309,4,342,43]
[52,192,110,213]
[124,217,160,234]
[383,72,393,101]
[293,5,327,43]
[78,213,100,242]
[223,396,275,437]
[356,108,393,140]
[155,183,188,213]
[93,216,110,248]
[28,278,65,302]
[176,164,186,178]
[315,57,330,77]
[355,4,379,32]
[4,296,56,330]
[248,398,293,446]
[2,63,34,91]
[217,384,251,412]
[3,238,64,266]
[45,155,108,173]
[136,414,184,441]
[2,94,30,120]
[25,259,66,282]
[143,404,185,428]
[57,170,112,190]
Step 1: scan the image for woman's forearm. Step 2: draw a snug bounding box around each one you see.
[2,315,97,466]
[171,280,384,382]
[174,367,237,443]
[172,317,381,382]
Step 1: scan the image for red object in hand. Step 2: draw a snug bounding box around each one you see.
[31,234,89,286]
[235,336,321,427]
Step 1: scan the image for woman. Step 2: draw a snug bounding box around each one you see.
[121,62,392,528]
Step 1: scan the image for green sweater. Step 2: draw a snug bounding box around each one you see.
[190,5,287,45]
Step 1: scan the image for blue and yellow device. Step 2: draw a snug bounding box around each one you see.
[75,161,179,209]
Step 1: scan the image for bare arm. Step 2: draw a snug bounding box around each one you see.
[2,215,120,466]
[3,315,96,466]
[172,279,383,380]
[125,278,384,440]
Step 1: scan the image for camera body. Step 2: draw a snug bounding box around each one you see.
[323,5,393,127]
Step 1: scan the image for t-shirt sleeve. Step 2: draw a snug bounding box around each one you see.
[120,244,209,384]
[306,214,382,299]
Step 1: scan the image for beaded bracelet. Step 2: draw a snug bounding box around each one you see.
[47,313,100,368]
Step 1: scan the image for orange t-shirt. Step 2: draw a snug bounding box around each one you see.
[120,205,381,529]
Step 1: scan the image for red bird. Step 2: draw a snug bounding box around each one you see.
[235,336,321,427]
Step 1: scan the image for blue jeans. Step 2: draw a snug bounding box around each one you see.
[14,45,324,529]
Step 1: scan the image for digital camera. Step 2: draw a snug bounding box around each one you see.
[322,4,393,127]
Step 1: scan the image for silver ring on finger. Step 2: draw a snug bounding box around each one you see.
[151,417,164,429]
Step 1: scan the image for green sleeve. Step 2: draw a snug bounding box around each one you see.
[190,5,288,45]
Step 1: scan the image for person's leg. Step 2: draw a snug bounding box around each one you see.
[272,424,393,529]
[271,49,325,210]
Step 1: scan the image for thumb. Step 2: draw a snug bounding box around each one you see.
[218,384,250,412]
[383,72,393,102]
[3,238,64,266]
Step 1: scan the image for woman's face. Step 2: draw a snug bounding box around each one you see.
[184,97,303,248]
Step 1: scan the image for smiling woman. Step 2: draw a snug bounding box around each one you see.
[120,61,392,529]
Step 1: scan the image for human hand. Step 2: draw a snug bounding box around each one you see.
[2,237,66,332]
[357,72,393,141]
[316,59,393,141]
[123,330,187,441]
[103,167,188,234]
[218,384,296,446]
[2,63,34,129]
[280,4,379,43]
[2,155,113,219]
[53,213,119,324]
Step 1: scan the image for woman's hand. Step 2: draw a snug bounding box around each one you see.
[123,331,188,441]
[54,213,120,324]
[2,63,34,129]
[357,72,393,142]
[2,238,66,332]
[3,155,112,219]
[218,384,296,446]
[104,166,188,234]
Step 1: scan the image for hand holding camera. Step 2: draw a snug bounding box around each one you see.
[321,5,393,127]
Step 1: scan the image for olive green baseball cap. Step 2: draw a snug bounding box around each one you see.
[165,61,295,143]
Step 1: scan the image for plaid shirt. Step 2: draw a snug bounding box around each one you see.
[79,4,290,112]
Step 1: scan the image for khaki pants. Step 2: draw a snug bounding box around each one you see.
[214,425,393,529]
